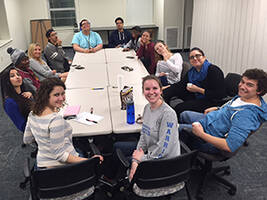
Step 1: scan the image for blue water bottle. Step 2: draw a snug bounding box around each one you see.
[126,100,135,124]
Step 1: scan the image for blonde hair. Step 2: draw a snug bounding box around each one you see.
[28,43,45,64]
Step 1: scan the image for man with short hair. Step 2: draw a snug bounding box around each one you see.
[72,19,103,53]
[108,17,132,48]
[44,29,71,73]
[179,68,267,153]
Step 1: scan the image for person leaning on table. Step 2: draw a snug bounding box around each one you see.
[72,19,103,53]
[23,78,103,168]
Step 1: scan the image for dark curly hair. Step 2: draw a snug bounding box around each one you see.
[32,78,66,115]
[0,66,33,119]
[242,68,267,96]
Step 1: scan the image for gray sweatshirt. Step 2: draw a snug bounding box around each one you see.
[137,102,180,161]
[44,42,69,73]
[29,58,59,81]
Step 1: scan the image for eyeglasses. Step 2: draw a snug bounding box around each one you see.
[189,54,203,60]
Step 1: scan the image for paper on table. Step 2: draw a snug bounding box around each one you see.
[73,112,103,125]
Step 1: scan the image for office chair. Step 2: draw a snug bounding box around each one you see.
[110,141,198,200]
[184,127,260,200]
[22,143,101,200]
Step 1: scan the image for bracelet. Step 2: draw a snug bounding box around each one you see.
[132,158,140,164]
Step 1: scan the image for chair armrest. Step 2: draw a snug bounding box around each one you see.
[180,141,192,153]
[89,143,101,155]
[23,157,31,178]
[116,149,130,168]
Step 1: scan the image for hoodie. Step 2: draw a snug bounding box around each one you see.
[199,95,267,152]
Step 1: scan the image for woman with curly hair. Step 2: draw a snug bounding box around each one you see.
[23,78,102,168]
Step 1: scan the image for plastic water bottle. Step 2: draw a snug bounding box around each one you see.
[126,100,135,124]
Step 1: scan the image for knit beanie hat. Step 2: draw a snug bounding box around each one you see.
[7,47,27,67]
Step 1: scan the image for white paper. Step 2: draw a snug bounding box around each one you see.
[73,112,103,126]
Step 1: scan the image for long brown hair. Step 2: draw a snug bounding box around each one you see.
[32,78,66,115]
[154,40,171,65]
[0,66,33,119]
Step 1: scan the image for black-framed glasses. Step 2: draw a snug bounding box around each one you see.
[189,54,202,60]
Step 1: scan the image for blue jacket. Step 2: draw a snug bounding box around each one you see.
[108,29,132,48]
[4,97,26,132]
[199,96,267,152]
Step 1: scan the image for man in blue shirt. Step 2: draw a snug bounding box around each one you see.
[72,19,103,53]
[108,17,131,48]
[179,68,267,153]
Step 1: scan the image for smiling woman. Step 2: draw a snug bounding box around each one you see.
[163,47,227,118]
[23,78,104,168]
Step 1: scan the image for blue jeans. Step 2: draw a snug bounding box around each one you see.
[179,111,219,154]
[179,111,205,132]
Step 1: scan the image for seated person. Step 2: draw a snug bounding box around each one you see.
[28,43,68,82]
[109,17,131,48]
[114,75,180,182]
[23,78,103,168]
[163,47,226,117]
[72,19,103,53]
[136,30,156,74]
[44,28,71,73]
[179,68,267,154]
[154,40,183,86]
[7,47,40,92]
[1,67,33,132]
[123,26,142,52]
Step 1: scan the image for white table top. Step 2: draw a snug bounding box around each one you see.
[108,85,147,134]
[72,49,106,64]
[65,63,108,89]
[65,88,112,136]
[107,60,149,87]
[104,48,137,63]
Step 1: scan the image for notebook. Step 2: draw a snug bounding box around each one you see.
[63,105,81,118]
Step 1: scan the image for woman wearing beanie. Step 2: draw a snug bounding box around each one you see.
[28,43,68,82]
[7,47,40,93]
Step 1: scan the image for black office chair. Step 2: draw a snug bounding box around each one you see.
[23,143,101,200]
[112,142,198,200]
[23,156,100,200]
[190,128,260,200]
[218,72,242,105]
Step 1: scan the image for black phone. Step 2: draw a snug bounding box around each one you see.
[75,65,85,70]
[126,56,135,59]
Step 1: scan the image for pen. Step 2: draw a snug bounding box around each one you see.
[91,88,104,90]
[86,118,98,123]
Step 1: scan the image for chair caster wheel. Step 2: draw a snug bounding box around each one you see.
[228,188,236,195]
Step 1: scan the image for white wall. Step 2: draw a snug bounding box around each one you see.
[164,0,184,49]
[153,0,164,40]
[0,0,29,70]
[191,0,267,75]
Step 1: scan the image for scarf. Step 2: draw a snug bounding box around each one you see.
[188,59,211,99]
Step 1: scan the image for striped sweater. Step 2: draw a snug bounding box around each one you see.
[24,112,78,167]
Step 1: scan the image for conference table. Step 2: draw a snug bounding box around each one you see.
[65,48,149,137]
[65,88,112,137]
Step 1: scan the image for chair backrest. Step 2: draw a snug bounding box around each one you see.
[181,61,191,80]
[132,149,198,190]
[31,157,99,199]
[224,73,242,97]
